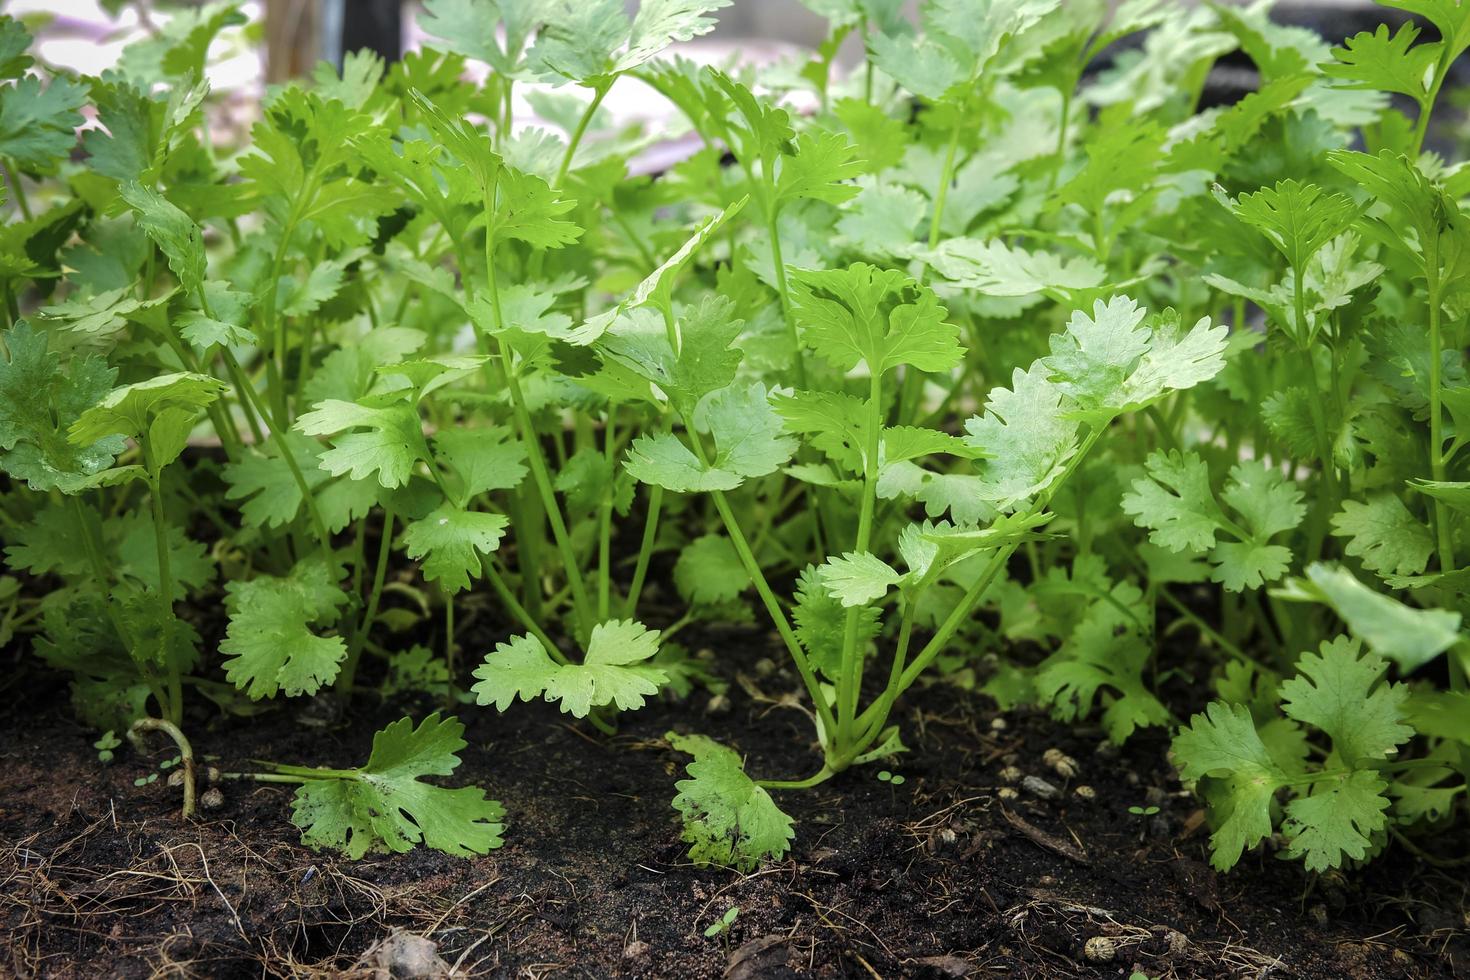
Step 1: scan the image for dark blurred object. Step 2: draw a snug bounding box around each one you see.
[332,0,403,67]
[266,0,402,82]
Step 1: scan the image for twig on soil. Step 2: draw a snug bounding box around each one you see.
[1001,807,1089,864]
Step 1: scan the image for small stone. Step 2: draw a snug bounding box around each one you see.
[204,766,221,783]
[1083,936,1116,963]
[1073,785,1095,801]
[1021,775,1059,800]
[998,765,1023,783]
[1165,930,1188,955]
[372,930,449,978]
[200,787,225,810]
[753,658,776,678]
[167,769,186,788]
[623,940,650,960]
[997,786,1019,801]
[706,693,731,715]
[990,717,1008,732]
[1042,748,1079,778]
[1309,904,1328,926]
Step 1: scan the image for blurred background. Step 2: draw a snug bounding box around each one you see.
[7,0,1451,157]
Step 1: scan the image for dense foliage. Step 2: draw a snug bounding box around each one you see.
[3,0,1470,876]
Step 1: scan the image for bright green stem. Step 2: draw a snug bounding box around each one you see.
[216,348,329,555]
[444,592,457,708]
[848,595,917,759]
[339,507,393,693]
[474,202,592,626]
[554,83,610,189]
[623,484,663,619]
[128,717,195,818]
[145,467,183,726]
[856,426,1106,736]
[757,765,835,790]
[486,560,565,664]
[710,489,838,740]
[597,409,616,621]
[834,372,883,754]
[766,208,806,388]
[1428,261,1456,573]
[2,159,30,220]
[927,121,962,249]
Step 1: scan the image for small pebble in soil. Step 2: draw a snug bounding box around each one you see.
[990,717,1008,731]
[998,765,1023,783]
[200,787,224,810]
[1042,748,1079,778]
[1083,936,1117,963]
[753,657,776,678]
[1310,904,1329,925]
[1021,775,1059,800]
[997,786,1019,801]
[1073,784,1096,801]
[623,941,650,961]
[706,693,730,714]
[1165,929,1189,954]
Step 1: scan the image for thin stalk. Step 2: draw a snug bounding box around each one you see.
[486,560,565,663]
[218,348,331,550]
[444,593,456,708]
[927,120,962,249]
[623,484,663,618]
[1427,253,1456,572]
[766,208,806,387]
[553,84,610,189]
[2,159,31,220]
[128,717,196,819]
[146,468,183,725]
[757,766,835,790]
[597,409,616,621]
[338,507,393,693]
[835,371,883,753]
[710,489,838,740]
[478,196,593,624]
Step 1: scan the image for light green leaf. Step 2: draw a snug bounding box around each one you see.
[401,504,510,594]
[220,559,349,699]
[818,551,902,607]
[668,731,795,871]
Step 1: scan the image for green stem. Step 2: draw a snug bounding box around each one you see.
[597,408,616,621]
[146,467,183,725]
[486,560,565,664]
[710,489,838,740]
[218,348,331,550]
[339,507,393,693]
[927,120,962,248]
[1427,255,1456,573]
[128,717,195,819]
[553,83,610,189]
[834,371,883,754]
[623,484,663,618]
[766,207,806,388]
[757,765,835,790]
[2,159,31,220]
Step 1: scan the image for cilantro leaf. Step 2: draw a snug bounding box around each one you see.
[1279,636,1412,765]
[1282,770,1391,872]
[674,534,748,605]
[295,399,431,489]
[1215,179,1358,275]
[1274,563,1462,672]
[963,363,1078,511]
[472,620,667,717]
[284,713,505,859]
[789,263,961,375]
[0,322,124,492]
[530,0,731,87]
[417,0,546,77]
[1330,495,1435,579]
[1322,23,1440,105]
[1043,298,1228,426]
[69,372,226,455]
[401,504,510,594]
[818,551,902,608]
[117,181,207,296]
[624,383,795,492]
[0,72,86,173]
[220,559,349,699]
[667,731,795,871]
[1172,702,1289,871]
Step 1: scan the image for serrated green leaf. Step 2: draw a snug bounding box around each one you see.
[668,731,795,871]
[401,504,509,594]
[220,559,349,699]
[285,713,505,859]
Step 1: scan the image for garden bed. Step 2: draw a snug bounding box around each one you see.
[4,637,1464,979]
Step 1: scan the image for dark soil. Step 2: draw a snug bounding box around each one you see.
[2,631,1467,980]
